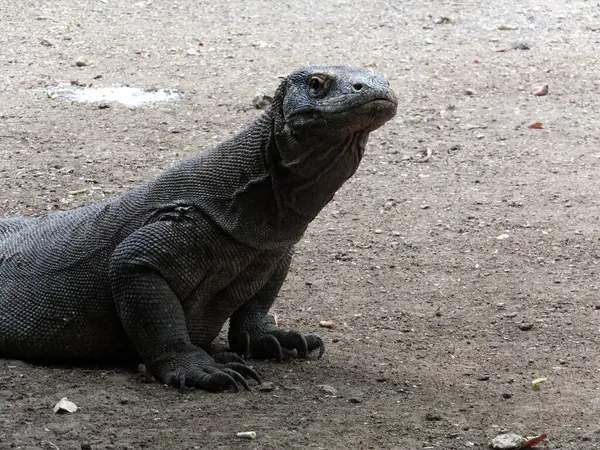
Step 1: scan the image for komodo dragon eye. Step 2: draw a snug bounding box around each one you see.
[309,75,329,96]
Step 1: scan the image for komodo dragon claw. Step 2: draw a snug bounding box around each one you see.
[212,351,247,365]
[232,330,325,362]
[150,348,261,392]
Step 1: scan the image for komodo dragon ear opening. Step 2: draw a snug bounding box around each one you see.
[270,77,297,142]
[270,77,288,120]
[272,77,288,103]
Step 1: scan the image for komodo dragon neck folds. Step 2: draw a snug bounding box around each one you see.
[0,66,397,392]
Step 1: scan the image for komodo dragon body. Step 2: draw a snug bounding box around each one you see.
[0,66,397,391]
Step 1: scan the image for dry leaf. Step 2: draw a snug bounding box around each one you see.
[528,122,544,129]
[521,433,548,448]
[498,25,517,31]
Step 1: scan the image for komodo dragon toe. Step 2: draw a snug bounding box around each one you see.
[149,347,261,392]
[230,328,325,362]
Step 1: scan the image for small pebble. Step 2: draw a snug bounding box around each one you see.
[534,84,549,96]
[319,320,335,329]
[490,432,524,449]
[81,443,92,450]
[502,393,512,399]
[73,57,90,67]
[434,16,455,25]
[236,431,257,440]
[53,397,78,414]
[477,375,490,381]
[317,384,338,396]
[349,397,362,404]
[518,323,534,331]
[256,381,276,392]
[512,42,531,50]
[425,411,442,421]
[282,384,302,392]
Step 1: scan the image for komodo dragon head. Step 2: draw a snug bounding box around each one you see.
[279,65,397,136]
[265,65,397,216]
[271,66,397,178]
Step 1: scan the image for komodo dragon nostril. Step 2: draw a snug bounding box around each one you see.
[352,83,363,91]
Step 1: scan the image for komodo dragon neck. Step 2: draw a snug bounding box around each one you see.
[141,106,367,251]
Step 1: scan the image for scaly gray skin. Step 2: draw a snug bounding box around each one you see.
[0,66,397,392]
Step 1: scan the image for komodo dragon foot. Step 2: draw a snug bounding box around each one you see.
[229,316,325,362]
[148,346,260,392]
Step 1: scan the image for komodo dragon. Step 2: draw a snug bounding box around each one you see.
[0,66,397,392]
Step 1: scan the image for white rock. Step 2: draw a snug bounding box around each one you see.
[236,431,256,440]
[73,57,90,67]
[53,397,78,414]
[317,384,338,396]
[490,432,524,449]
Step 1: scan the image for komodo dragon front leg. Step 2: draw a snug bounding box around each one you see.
[108,217,260,392]
[228,249,325,362]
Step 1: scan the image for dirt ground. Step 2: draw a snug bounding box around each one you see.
[2,0,600,449]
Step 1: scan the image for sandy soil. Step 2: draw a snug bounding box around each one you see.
[2,1,600,449]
